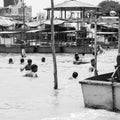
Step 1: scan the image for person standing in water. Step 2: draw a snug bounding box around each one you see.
[21,42,26,58]
[114,54,120,81]
[89,58,98,76]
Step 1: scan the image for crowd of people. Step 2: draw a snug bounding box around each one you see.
[73,45,104,77]
[7,44,105,79]
[8,49,46,78]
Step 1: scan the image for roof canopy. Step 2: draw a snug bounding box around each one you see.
[97,16,119,24]
[43,19,65,25]
[0,17,15,27]
[45,0,99,10]
[26,28,47,33]
[0,31,21,34]
[25,21,40,28]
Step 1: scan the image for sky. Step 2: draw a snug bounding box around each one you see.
[0,0,106,17]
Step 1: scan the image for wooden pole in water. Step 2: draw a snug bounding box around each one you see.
[111,12,120,111]
[51,0,58,89]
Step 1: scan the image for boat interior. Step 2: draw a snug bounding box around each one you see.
[86,72,114,82]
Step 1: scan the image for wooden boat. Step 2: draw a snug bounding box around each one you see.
[79,71,120,112]
[79,14,120,112]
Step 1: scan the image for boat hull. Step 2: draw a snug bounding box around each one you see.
[62,45,93,54]
[0,45,35,53]
[73,61,89,65]
[0,44,21,53]
[79,72,120,111]
[0,44,93,54]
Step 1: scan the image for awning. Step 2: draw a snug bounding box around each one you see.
[25,21,40,28]
[26,29,41,33]
[97,16,119,24]
[45,0,99,10]
[26,28,48,33]
[0,31,21,34]
[43,19,65,25]
[0,17,15,27]
[97,32,117,35]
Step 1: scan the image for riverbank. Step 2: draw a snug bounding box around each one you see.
[0,44,93,54]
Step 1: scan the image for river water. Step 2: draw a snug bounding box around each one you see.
[0,49,120,120]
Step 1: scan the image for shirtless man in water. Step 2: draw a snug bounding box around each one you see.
[20,59,32,71]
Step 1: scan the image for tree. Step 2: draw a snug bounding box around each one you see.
[98,0,120,16]
[37,12,46,22]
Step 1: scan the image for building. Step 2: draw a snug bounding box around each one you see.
[0,0,32,21]
[4,0,16,7]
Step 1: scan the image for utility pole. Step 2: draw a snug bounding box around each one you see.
[118,13,120,53]
[51,0,58,89]
[23,0,25,42]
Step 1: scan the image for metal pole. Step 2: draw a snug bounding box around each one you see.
[23,0,25,42]
[51,0,58,89]
[94,20,98,76]
[118,14,120,53]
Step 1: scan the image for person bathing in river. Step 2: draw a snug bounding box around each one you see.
[74,52,79,61]
[20,59,32,71]
[20,58,25,64]
[25,64,38,77]
[92,45,104,55]
[8,58,14,64]
[89,58,98,76]
[97,45,104,54]
[20,59,38,77]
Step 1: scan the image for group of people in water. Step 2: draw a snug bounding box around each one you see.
[8,51,46,78]
[74,45,104,61]
[73,45,104,77]
[8,44,104,79]
[20,58,38,77]
[9,57,38,77]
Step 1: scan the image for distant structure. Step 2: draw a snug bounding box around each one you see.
[0,0,32,21]
[44,0,100,30]
[44,0,99,20]
[4,0,18,7]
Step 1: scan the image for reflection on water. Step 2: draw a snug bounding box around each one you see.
[0,49,119,120]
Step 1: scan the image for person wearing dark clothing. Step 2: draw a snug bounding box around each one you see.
[74,53,79,61]
[114,54,120,81]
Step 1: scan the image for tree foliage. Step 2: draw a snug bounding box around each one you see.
[98,0,120,15]
[37,12,46,22]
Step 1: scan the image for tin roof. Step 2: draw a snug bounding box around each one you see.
[0,17,15,27]
[45,0,99,10]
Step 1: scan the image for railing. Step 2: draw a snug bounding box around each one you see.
[111,66,119,82]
